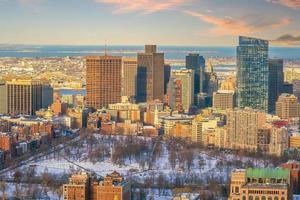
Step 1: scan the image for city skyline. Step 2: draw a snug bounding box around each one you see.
[0,0,299,46]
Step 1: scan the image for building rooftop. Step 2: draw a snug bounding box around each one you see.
[246,168,289,180]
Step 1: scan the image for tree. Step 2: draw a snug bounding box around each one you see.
[55,186,63,200]
[13,170,23,198]
[0,181,7,200]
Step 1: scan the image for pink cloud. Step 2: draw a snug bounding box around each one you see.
[184,10,292,36]
[94,0,190,14]
[278,0,300,8]
[267,0,300,9]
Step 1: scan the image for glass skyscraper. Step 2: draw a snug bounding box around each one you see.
[237,36,269,112]
[186,53,205,94]
[268,59,284,113]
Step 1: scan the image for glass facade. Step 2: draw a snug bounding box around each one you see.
[237,36,269,112]
[186,53,205,94]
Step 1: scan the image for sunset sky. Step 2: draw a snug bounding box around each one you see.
[0,0,299,46]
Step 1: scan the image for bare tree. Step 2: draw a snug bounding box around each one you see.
[0,181,7,200]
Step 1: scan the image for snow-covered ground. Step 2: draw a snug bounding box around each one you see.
[1,134,272,199]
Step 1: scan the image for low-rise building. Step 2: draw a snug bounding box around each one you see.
[228,168,291,200]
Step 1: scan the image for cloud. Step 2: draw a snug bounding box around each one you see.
[272,34,300,45]
[267,0,300,9]
[184,10,292,36]
[94,0,190,14]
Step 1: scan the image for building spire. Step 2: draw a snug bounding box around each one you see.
[104,39,108,56]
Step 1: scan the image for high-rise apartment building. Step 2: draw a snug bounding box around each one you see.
[122,58,138,98]
[0,79,53,115]
[86,56,122,109]
[237,36,269,112]
[276,93,300,119]
[168,69,194,112]
[186,53,205,95]
[226,107,266,150]
[268,59,284,113]
[137,45,164,102]
[213,90,235,110]
[228,168,291,200]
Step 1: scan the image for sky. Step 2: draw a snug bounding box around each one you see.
[0,0,299,46]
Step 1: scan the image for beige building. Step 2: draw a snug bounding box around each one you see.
[228,168,291,200]
[137,45,164,102]
[269,125,288,156]
[191,115,218,144]
[108,96,140,122]
[226,107,266,151]
[289,133,300,149]
[220,76,236,91]
[0,79,53,115]
[160,114,193,136]
[276,93,300,119]
[122,58,138,98]
[213,90,235,110]
[86,56,122,109]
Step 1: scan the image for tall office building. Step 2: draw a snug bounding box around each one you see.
[122,58,138,98]
[42,80,54,109]
[164,64,171,95]
[86,56,122,109]
[137,45,164,102]
[186,53,205,94]
[168,69,194,112]
[268,59,284,113]
[237,36,269,112]
[0,79,53,115]
[276,93,300,119]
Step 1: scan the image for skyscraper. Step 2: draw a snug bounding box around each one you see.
[186,53,205,94]
[137,45,164,102]
[122,58,138,98]
[86,56,122,109]
[0,79,53,115]
[168,69,194,112]
[268,58,284,113]
[164,64,171,95]
[237,36,269,112]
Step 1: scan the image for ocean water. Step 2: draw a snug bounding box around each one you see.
[0,45,299,60]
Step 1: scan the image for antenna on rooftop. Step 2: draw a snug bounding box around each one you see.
[104,39,108,56]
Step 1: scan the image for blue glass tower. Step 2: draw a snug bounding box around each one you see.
[186,53,205,94]
[237,36,269,112]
